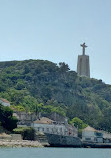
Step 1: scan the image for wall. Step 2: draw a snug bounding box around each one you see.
[13,112,38,126]
[31,123,78,137]
[82,131,96,142]
[31,123,68,135]
[10,134,22,141]
[82,131,103,143]
[44,112,66,123]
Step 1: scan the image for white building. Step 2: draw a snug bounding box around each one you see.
[0,98,10,107]
[31,117,78,137]
[82,126,103,143]
[99,130,111,143]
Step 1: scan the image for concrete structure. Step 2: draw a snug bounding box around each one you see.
[31,117,78,137]
[77,43,90,77]
[10,134,22,141]
[13,111,38,126]
[82,126,103,143]
[0,98,10,107]
[44,112,68,124]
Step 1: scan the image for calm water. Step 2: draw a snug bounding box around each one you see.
[0,147,111,158]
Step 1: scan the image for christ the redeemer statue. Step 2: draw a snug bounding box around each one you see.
[80,42,87,55]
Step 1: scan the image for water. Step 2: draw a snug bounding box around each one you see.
[0,147,111,158]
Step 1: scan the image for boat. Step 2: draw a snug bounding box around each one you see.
[45,133,82,147]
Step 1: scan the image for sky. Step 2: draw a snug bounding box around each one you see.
[0,0,111,84]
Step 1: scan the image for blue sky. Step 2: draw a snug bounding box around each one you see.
[0,0,111,84]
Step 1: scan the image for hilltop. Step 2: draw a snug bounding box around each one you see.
[0,59,111,132]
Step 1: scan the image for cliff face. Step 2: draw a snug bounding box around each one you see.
[0,59,111,132]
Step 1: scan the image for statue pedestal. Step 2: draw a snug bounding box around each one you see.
[77,55,90,78]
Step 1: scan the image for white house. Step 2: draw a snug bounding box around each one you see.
[99,130,111,143]
[31,117,78,137]
[0,98,10,107]
[82,126,103,143]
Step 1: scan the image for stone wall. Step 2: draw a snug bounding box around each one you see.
[43,112,66,124]
[13,111,38,126]
[10,134,22,141]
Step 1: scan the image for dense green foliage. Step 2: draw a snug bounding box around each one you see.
[0,104,17,131]
[0,59,111,132]
[69,117,88,137]
[69,117,88,129]
[13,127,35,140]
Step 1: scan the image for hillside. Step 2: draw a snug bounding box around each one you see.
[0,59,111,132]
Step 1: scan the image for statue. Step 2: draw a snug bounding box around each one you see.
[77,42,90,77]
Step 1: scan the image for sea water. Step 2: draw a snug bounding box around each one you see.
[0,147,111,158]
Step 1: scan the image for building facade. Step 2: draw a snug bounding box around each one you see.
[31,117,78,137]
[82,126,103,143]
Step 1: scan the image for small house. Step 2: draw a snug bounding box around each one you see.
[82,126,103,143]
[0,98,10,107]
[99,130,111,143]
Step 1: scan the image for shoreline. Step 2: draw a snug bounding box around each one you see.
[0,140,111,148]
[0,140,45,148]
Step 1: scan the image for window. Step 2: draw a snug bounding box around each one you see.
[47,128,49,132]
[37,127,40,131]
[85,138,91,141]
[94,132,103,137]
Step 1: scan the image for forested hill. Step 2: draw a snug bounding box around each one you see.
[0,59,111,132]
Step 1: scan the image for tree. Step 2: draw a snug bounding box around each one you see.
[0,104,18,131]
[69,117,88,138]
[70,117,88,129]
[59,62,70,72]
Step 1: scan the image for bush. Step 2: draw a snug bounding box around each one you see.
[13,127,35,140]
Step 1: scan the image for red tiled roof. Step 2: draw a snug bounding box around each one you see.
[0,98,10,103]
[34,117,54,124]
[83,126,97,132]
